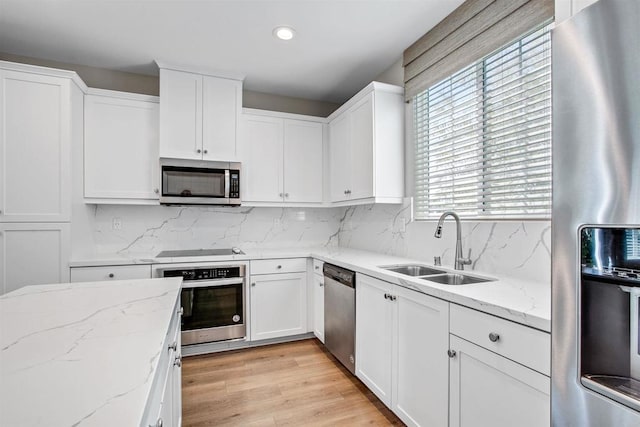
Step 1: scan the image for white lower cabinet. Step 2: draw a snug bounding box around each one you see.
[448,304,550,427]
[70,264,152,282]
[0,223,70,295]
[392,284,449,427]
[250,259,307,340]
[312,270,325,343]
[143,302,182,427]
[448,335,550,427]
[356,274,394,406]
[356,273,449,426]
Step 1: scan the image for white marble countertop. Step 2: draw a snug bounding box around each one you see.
[70,246,550,332]
[0,277,182,427]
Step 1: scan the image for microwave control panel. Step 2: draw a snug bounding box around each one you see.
[230,170,240,199]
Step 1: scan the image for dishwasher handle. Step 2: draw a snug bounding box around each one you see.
[323,263,356,288]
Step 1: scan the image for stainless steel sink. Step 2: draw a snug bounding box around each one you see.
[381,264,447,276]
[421,273,494,285]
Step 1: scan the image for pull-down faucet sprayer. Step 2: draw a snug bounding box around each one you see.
[434,211,472,270]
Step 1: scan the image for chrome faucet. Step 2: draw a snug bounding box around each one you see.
[434,211,472,270]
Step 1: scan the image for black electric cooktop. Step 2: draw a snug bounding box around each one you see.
[156,248,244,257]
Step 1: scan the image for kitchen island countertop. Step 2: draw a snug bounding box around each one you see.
[0,277,182,426]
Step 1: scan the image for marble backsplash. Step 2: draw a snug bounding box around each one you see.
[74,200,551,283]
[335,200,551,284]
[72,204,344,257]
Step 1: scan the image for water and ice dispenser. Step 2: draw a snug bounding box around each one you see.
[580,227,640,410]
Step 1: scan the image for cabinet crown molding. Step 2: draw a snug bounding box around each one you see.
[155,60,245,81]
[0,60,89,93]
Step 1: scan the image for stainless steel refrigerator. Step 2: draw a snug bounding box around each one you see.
[552,0,640,425]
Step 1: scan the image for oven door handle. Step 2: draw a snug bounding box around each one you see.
[181,278,245,289]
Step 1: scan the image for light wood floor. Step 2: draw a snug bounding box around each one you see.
[182,339,404,426]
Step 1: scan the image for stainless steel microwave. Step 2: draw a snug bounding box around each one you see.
[159,159,240,206]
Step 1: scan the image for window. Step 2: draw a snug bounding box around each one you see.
[413,24,552,219]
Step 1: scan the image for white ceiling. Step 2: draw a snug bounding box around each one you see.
[0,0,464,103]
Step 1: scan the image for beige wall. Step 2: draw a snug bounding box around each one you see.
[374,58,404,86]
[0,52,160,95]
[0,52,339,116]
[243,90,338,117]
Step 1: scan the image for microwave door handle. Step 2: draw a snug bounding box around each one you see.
[225,169,230,199]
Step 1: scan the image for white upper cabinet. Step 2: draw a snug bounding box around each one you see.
[0,67,73,222]
[241,114,283,203]
[159,66,242,161]
[328,82,404,205]
[283,119,323,203]
[84,89,160,204]
[241,110,324,205]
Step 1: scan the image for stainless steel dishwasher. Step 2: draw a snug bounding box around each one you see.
[323,263,356,375]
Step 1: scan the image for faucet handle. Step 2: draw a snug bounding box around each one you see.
[459,249,472,265]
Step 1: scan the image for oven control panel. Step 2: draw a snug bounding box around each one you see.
[162,266,243,281]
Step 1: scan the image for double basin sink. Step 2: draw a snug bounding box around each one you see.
[380,264,495,285]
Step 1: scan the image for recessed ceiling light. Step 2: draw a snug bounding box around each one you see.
[273,26,295,41]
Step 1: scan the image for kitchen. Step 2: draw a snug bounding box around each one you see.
[0,0,638,425]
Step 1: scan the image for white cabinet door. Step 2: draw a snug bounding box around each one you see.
[250,272,307,341]
[392,285,449,427]
[84,92,159,202]
[170,305,182,427]
[241,115,283,202]
[329,112,350,202]
[312,272,325,343]
[202,76,241,161]
[283,119,323,203]
[348,94,374,200]
[159,69,202,160]
[0,70,71,222]
[0,223,70,295]
[355,274,394,406]
[70,265,152,282]
[449,335,550,427]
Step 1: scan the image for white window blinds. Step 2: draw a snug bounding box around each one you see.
[413,24,552,219]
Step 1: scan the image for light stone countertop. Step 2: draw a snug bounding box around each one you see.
[0,277,182,427]
[70,246,550,332]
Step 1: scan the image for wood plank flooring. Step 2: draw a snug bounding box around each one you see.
[182,339,404,426]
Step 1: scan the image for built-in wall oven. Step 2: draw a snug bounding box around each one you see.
[154,263,246,345]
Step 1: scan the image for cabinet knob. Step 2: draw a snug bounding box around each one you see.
[314,266,319,270]
[196,149,202,154]
[489,332,500,342]
[203,149,208,154]
[179,307,184,316]
[344,190,347,195]
[0,209,3,214]
[384,293,389,300]
[447,349,457,358]
[284,193,289,198]
[251,282,256,287]
[154,188,159,194]
[153,417,163,427]
[174,354,182,367]
[108,273,115,278]
[279,193,284,197]
[319,281,324,287]
[276,265,282,269]
[168,341,177,352]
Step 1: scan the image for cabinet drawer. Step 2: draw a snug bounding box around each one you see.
[450,304,550,376]
[312,258,324,274]
[251,258,307,275]
[70,265,152,282]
